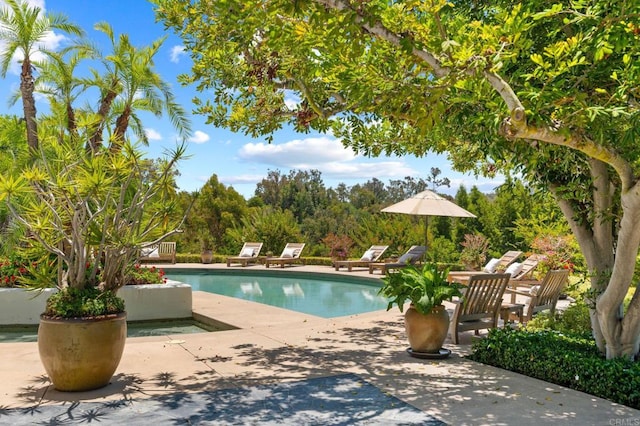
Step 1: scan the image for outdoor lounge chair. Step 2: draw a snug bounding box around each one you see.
[446,250,523,282]
[368,245,426,275]
[448,253,543,302]
[504,269,570,324]
[139,241,176,264]
[264,243,306,268]
[226,242,263,267]
[449,273,511,344]
[334,245,389,272]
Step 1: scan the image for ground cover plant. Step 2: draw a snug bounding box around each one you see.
[469,328,640,409]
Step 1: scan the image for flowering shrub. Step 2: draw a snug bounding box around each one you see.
[531,234,575,276]
[321,233,354,261]
[125,265,166,285]
[0,256,42,288]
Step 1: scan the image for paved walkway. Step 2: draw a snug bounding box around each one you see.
[1,263,639,425]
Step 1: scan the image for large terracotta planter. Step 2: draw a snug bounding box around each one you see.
[404,304,449,353]
[201,250,213,264]
[38,312,127,391]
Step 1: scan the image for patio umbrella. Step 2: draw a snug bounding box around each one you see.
[381,189,476,249]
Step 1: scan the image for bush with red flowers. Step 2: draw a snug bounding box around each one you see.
[125,265,166,285]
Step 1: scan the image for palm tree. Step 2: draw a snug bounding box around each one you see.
[87,22,192,153]
[20,43,95,136]
[0,0,83,152]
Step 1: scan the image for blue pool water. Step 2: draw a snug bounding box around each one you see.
[0,319,221,343]
[165,270,389,318]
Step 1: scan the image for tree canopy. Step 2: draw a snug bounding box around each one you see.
[153,0,640,359]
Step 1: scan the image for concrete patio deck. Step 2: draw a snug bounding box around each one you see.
[1,263,638,425]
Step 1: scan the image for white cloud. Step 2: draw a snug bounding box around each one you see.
[0,0,68,75]
[170,45,186,63]
[222,174,268,184]
[283,93,300,110]
[237,135,419,181]
[188,130,210,144]
[238,136,354,167]
[27,0,45,8]
[145,128,162,141]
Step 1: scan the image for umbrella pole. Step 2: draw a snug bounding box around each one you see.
[424,216,429,251]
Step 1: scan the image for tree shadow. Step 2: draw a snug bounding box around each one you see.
[2,314,589,425]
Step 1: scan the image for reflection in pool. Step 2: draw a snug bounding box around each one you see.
[165,270,389,318]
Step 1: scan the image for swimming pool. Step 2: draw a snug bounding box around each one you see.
[0,319,225,343]
[165,269,389,318]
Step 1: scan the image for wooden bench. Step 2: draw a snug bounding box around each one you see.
[139,242,176,264]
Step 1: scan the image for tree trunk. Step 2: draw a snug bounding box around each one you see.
[88,80,119,153]
[110,106,131,153]
[552,160,640,359]
[20,59,38,152]
[597,185,640,359]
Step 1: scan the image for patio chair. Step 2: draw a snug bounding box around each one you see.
[334,245,389,272]
[226,242,264,267]
[505,269,570,324]
[264,243,306,268]
[449,273,511,344]
[368,245,426,275]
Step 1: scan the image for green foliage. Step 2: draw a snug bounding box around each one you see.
[153,0,640,357]
[426,236,458,264]
[225,206,301,255]
[190,174,248,251]
[0,137,186,292]
[525,299,592,337]
[43,287,125,318]
[469,328,640,409]
[379,263,463,314]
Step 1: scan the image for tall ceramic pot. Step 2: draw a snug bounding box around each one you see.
[404,304,449,353]
[201,250,213,264]
[38,312,127,391]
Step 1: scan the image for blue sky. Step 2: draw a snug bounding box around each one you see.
[0,0,504,199]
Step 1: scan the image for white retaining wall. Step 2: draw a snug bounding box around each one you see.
[0,281,192,325]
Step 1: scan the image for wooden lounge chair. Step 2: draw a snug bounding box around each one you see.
[449,273,511,344]
[264,243,306,268]
[447,250,524,282]
[368,245,426,275]
[139,241,176,264]
[506,269,570,324]
[226,242,263,267]
[334,245,389,272]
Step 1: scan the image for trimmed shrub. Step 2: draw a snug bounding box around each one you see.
[469,328,640,409]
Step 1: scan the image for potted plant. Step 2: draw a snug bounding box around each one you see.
[0,139,186,391]
[200,236,214,264]
[459,233,490,271]
[378,263,463,355]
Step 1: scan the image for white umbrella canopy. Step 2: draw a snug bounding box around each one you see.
[381,189,476,249]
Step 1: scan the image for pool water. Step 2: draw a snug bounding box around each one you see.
[0,319,219,343]
[165,270,389,318]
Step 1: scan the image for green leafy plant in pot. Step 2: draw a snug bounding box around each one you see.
[379,263,463,353]
[0,139,187,391]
